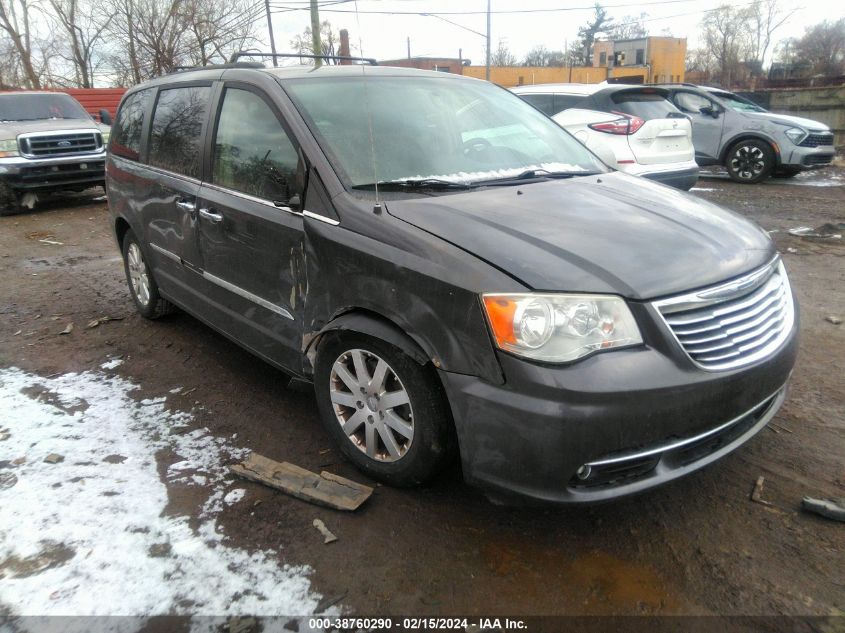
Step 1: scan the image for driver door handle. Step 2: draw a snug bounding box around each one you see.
[199,208,223,223]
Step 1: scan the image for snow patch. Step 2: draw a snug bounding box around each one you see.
[0,367,325,618]
[100,358,123,370]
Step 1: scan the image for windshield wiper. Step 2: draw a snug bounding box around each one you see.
[352,178,478,192]
[474,169,600,186]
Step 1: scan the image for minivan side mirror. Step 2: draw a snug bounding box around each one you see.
[99,109,113,125]
[287,194,302,212]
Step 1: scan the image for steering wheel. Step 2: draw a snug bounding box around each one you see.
[463,137,492,156]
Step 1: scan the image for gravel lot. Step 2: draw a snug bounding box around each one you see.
[0,169,843,621]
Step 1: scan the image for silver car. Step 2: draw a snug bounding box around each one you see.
[660,84,836,183]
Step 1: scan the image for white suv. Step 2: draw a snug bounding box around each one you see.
[512,83,699,190]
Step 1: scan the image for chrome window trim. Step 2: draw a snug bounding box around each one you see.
[586,384,786,467]
[202,181,303,217]
[303,210,339,225]
[148,243,294,320]
[140,162,202,187]
[653,258,795,372]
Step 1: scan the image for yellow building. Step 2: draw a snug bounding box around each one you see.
[593,36,686,84]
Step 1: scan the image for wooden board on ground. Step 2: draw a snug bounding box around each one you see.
[229,452,373,511]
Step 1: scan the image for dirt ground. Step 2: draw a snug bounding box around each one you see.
[0,170,843,620]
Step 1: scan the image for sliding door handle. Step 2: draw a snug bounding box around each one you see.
[199,208,223,223]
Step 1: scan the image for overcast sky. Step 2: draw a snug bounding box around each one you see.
[266,0,844,65]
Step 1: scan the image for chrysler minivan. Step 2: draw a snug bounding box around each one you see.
[106,61,798,503]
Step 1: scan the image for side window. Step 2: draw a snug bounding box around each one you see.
[148,86,211,179]
[675,92,712,114]
[552,94,587,113]
[111,89,152,161]
[519,93,555,116]
[212,88,300,203]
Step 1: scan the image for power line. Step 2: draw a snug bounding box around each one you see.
[268,0,715,14]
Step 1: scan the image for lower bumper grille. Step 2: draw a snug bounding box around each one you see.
[12,160,105,189]
[803,154,834,166]
[653,259,795,371]
[570,389,782,490]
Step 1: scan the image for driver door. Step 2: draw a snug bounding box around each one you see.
[672,91,724,164]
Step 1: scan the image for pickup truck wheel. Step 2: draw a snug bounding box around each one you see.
[725,140,774,184]
[314,333,454,487]
[121,230,175,319]
[0,184,21,217]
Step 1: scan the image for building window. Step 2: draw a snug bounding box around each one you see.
[636,49,644,65]
[599,52,607,65]
[433,65,451,73]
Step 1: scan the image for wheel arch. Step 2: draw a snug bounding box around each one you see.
[114,216,132,248]
[719,133,781,167]
[306,309,432,373]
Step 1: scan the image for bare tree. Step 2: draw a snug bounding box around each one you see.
[490,38,516,66]
[700,4,752,87]
[291,19,339,62]
[611,13,648,41]
[747,0,794,67]
[0,0,44,87]
[791,18,845,76]
[578,3,614,66]
[181,0,260,66]
[48,0,113,87]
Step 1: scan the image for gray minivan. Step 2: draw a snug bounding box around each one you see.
[106,60,798,504]
[660,84,836,183]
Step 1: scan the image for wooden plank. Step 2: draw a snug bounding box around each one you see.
[229,453,373,511]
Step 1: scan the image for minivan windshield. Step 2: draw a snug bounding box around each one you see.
[711,91,767,113]
[284,75,606,189]
[0,93,91,122]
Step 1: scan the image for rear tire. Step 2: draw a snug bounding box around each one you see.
[314,332,454,487]
[121,229,175,319]
[725,140,775,184]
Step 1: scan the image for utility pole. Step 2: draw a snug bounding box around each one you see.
[265,0,277,67]
[407,37,411,60]
[310,0,322,67]
[485,0,491,81]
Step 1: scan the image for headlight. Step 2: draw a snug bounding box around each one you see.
[784,128,806,145]
[0,138,18,158]
[482,293,643,363]
[101,130,110,145]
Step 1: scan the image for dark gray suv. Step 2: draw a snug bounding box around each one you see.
[106,60,798,504]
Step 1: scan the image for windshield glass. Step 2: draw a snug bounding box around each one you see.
[284,75,606,188]
[712,92,767,113]
[0,93,91,122]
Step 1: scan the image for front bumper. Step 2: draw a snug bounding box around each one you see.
[440,304,798,504]
[781,145,836,169]
[0,151,106,191]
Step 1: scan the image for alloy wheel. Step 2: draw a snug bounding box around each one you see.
[127,242,151,307]
[729,145,766,180]
[329,348,414,462]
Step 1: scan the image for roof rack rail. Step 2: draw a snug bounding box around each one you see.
[229,51,378,66]
[167,61,265,75]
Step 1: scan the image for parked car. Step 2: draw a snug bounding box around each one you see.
[0,91,111,215]
[107,61,797,504]
[512,83,699,190]
[657,84,836,183]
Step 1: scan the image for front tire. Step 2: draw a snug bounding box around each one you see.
[725,140,775,184]
[314,333,454,486]
[121,229,175,319]
[0,183,21,217]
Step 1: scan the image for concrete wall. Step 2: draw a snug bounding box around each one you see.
[741,86,845,146]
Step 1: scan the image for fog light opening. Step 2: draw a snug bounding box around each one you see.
[576,464,592,481]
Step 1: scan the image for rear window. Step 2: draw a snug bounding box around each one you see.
[520,93,555,116]
[610,90,681,119]
[148,86,211,179]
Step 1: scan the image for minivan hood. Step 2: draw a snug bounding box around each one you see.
[742,111,830,131]
[385,172,775,300]
[0,118,105,137]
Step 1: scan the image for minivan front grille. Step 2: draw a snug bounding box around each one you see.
[19,131,102,157]
[798,132,834,148]
[653,259,794,371]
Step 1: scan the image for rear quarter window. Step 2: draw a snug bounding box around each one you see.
[148,86,211,179]
[609,90,681,119]
[111,89,152,161]
[519,93,555,116]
